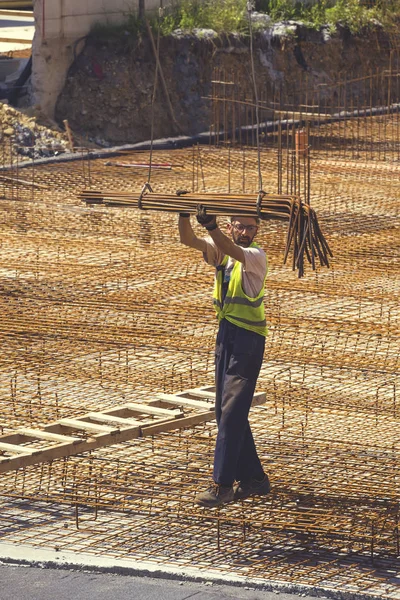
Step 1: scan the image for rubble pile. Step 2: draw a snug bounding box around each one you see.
[12,121,67,159]
[0,103,70,164]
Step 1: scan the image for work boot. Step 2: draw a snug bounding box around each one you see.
[195,483,234,507]
[234,474,271,500]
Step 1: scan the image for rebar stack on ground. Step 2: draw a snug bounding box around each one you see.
[79,187,332,278]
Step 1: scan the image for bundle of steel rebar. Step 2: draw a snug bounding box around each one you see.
[80,186,332,277]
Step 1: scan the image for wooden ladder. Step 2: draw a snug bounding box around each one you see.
[0,386,266,473]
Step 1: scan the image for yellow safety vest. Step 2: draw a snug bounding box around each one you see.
[213,242,268,337]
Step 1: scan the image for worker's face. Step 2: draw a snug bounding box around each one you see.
[228,217,259,247]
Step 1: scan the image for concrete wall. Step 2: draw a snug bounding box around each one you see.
[36,0,164,39]
[32,0,162,119]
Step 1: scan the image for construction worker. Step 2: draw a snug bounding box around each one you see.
[178,207,270,507]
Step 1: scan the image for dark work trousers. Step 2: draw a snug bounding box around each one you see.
[213,318,266,486]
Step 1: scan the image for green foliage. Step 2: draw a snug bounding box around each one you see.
[308,0,335,29]
[164,0,249,34]
[90,0,249,40]
[369,0,400,31]
[325,0,376,33]
[180,1,209,30]
[256,0,400,32]
[257,0,304,21]
[89,0,400,41]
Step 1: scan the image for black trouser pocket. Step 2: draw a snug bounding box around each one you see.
[227,326,265,381]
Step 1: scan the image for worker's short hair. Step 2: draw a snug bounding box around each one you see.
[230,215,260,225]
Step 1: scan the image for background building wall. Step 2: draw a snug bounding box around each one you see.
[35,0,167,39]
[32,0,162,119]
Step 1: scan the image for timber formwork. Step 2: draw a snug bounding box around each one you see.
[0,124,399,596]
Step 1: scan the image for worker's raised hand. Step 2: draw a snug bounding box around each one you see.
[196,204,216,228]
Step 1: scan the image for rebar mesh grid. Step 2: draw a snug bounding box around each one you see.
[210,56,400,163]
[0,137,399,595]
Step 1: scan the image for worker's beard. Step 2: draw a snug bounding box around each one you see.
[232,231,253,247]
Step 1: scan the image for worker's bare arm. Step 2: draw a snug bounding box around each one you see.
[179,216,207,253]
[207,226,245,263]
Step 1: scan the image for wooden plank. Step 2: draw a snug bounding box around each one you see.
[57,418,120,434]
[85,412,142,427]
[141,411,215,437]
[16,428,82,443]
[85,407,157,422]
[0,9,33,16]
[40,423,86,436]
[183,386,215,394]
[155,393,212,410]
[138,416,185,428]
[124,402,183,418]
[177,389,216,399]
[0,37,33,44]
[176,388,266,406]
[0,424,142,473]
[0,442,33,455]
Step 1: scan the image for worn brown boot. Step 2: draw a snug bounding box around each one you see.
[195,483,234,507]
[234,474,271,500]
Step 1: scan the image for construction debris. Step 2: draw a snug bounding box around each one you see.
[0,103,69,162]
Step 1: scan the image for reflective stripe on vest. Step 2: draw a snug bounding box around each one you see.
[213,243,268,337]
[213,296,264,310]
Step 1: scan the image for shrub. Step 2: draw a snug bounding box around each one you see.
[89,0,400,40]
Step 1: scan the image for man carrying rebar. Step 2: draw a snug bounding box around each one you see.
[178,207,270,507]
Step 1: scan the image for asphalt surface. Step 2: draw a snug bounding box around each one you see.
[0,563,323,600]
